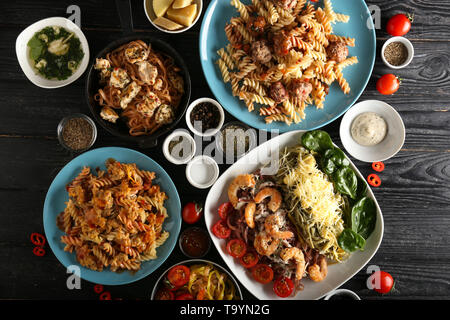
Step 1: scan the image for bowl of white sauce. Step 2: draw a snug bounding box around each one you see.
[340,100,405,163]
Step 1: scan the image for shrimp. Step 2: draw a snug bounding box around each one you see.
[308,256,328,282]
[280,247,306,280]
[264,214,294,239]
[228,174,256,208]
[254,231,280,256]
[254,187,282,212]
[244,202,256,229]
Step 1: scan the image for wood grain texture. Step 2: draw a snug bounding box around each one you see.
[0,0,449,300]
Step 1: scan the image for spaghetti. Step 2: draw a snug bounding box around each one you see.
[94,40,184,136]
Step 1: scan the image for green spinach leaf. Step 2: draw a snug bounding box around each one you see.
[351,197,376,239]
[338,228,366,252]
[333,167,358,199]
[301,130,334,153]
[27,37,43,60]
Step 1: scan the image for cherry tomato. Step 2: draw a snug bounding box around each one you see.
[155,288,175,300]
[226,239,247,258]
[273,277,294,298]
[175,293,194,300]
[32,246,46,257]
[376,74,400,95]
[93,284,104,294]
[30,233,46,247]
[372,161,385,172]
[251,264,274,284]
[99,291,112,300]
[218,202,234,220]
[368,271,394,294]
[211,219,231,239]
[239,250,259,269]
[367,173,381,187]
[386,14,412,36]
[167,265,190,287]
[182,202,203,224]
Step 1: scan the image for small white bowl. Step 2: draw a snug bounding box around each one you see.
[15,17,90,89]
[323,289,361,300]
[186,97,225,137]
[144,0,203,34]
[340,100,405,163]
[162,129,196,165]
[186,155,219,189]
[381,36,414,69]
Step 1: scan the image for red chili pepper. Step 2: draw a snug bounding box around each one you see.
[94,284,104,294]
[33,246,46,256]
[30,233,46,247]
[367,174,381,187]
[372,161,385,172]
[99,291,112,300]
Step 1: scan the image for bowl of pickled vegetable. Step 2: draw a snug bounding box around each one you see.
[151,259,242,300]
[15,17,89,89]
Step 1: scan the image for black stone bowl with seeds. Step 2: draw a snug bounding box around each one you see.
[57,114,97,153]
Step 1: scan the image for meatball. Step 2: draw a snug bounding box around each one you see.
[246,16,266,37]
[251,40,272,64]
[275,0,297,11]
[288,80,313,101]
[326,41,349,63]
[272,31,292,57]
[269,82,289,104]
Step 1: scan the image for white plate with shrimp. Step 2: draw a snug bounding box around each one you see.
[204,130,384,300]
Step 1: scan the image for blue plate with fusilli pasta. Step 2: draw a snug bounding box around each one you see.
[199,0,376,132]
[43,147,181,285]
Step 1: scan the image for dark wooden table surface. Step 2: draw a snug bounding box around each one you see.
[0,0,449,300]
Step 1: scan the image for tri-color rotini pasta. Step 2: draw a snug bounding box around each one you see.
[217,0,358,126]
[56,158,170,273]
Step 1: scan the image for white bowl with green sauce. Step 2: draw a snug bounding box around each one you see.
[15,17,89,89]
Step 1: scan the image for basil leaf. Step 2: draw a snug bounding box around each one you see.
[27,37,43,60]
[338,228,366,252]
[301,130,334,153]
[351,197,376,239]
[334,167,358,199]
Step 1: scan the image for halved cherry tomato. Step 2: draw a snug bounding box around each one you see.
[167,265,190,287]
[376,74,400,95]
[93,284,104,294]
[226,239,247,258]
[273,277,294,298]
[386,14,412,36]
[155,288,175,300]
[99,291,112,300]
[32,246,46,256]
[368,271,394,294]
[211,219,231,239]
[367,173,381,187]
[372,161,385,172]
[175,293,194,300]
[182,202,203,224]
[251,264,274,284]
[30,233,46,247]
[218,202,234,220]
[239,250,259,269]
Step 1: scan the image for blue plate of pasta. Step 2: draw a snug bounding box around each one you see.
[199,0,376,132]
[43,147,181,285]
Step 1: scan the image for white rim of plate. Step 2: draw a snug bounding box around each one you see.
[15,17,90,89]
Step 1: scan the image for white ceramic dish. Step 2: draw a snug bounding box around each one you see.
[162,129,196,165]
[340,100,405,163]
[204,130,384,300]
[15,17,90,89]
[144,0,203,34]
[381,36,414,69]
[323,288,361,300]
[186,155,219,189]
[186,97,225,137]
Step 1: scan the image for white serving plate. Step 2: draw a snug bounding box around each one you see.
[15,17,90,89]
[204,130,384,300]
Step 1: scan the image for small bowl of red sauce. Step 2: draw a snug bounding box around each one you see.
[179,227,211,259]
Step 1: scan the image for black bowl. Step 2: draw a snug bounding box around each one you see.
[85,34,191,148]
